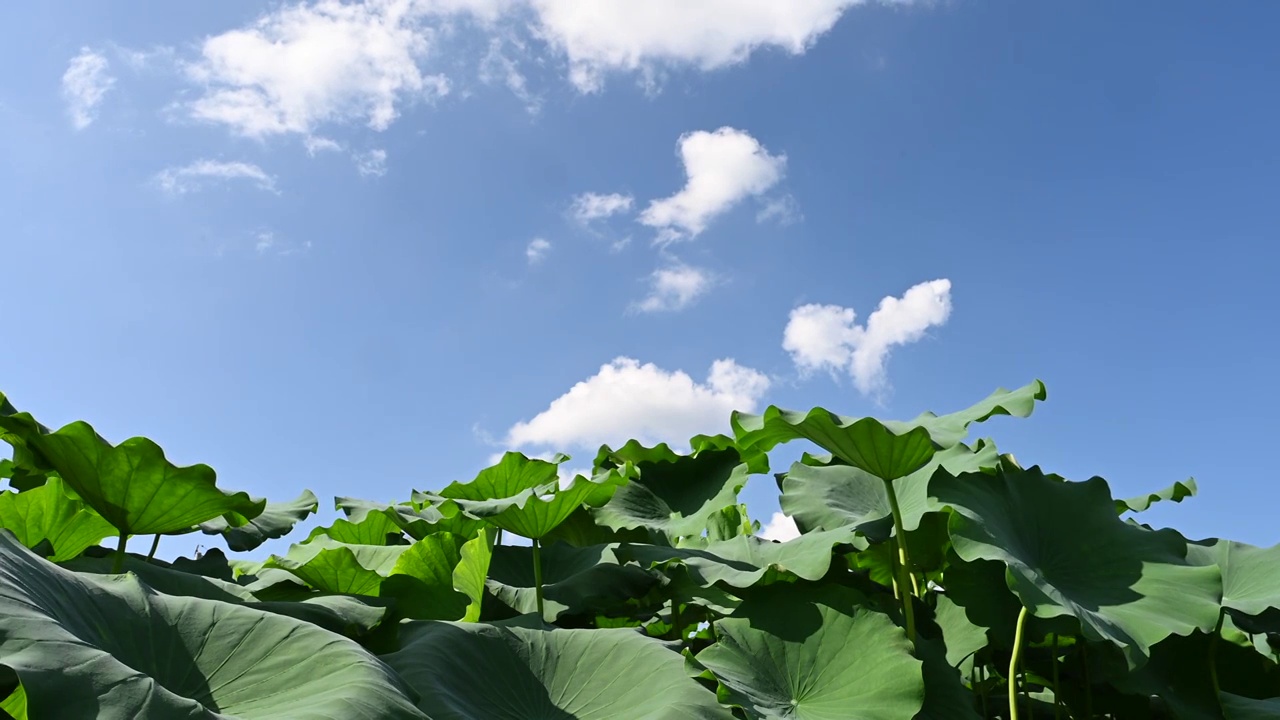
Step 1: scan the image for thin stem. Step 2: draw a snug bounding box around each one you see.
[1009,606,1030,720]
[1052,635,1061,720]
[495,529,503,546]
[884,479,916,644]
[1082,639,1093,720]
[531,537,545,619]
[111,531,128,574]
[671,600,684,647]
[146,534,161,563]
[979,663,988,719]
[1210,609,1225,698]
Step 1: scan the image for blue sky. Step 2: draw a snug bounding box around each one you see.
[2,1,1277,557]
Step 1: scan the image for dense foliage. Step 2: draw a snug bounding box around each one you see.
[1,382,1277,719]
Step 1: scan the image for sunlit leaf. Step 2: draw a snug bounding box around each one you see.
[0,477,112,561]
[199,490,319,551]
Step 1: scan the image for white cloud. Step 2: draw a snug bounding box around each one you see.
[254,230,312,256]
[640,127,786,242]
[61,48,115,130]
[756,194,802,226]
[505,357,770,452]
[530,0,870,93]
[526,237,551,264]
[760,512,800,542]
[480,38,541,114]
[632,264,712,313]
[353,148,388,177]
[569,192,634,223]
[304,135,343,155]
[154,159,278,195]
[783,279,953,395]
[184,0,452,138]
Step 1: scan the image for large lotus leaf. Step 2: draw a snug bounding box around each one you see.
[914,634,983,720]
[0,477,113,561]
[782,441,999,538]
[733,381,1045,481]
[306,509,406,546]
[0,531,424,719]
[618,527,862,589]
[337,496,484,540]
[1117,478,1198,514]
[0,685,24,720]
[0,457,47,493]
[0,400,264,536]
[380,532,472,621]
[928,593,989,671]
[694,585,924,719]
[539,505,661,546]
[1185,539,1280,619]
[198,490,318,552]
[63,551,392,638]
[591,438,750,537]
[381,621,732,719]
[429,453,626,539]
[452,527,495,621]
[706,504,760,541]
[485,542,663,621]
[264,536,408,595]
[931,466,1222,664]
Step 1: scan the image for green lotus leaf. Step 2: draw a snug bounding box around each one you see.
[538,505,661,546]
[337,496,484,540]
[0,530,424,719]
[706,504,759,541]
[1185,539,1280,619]
[485,542,663,621]
[618,527,862,589]
[381,621,732,719]
[198,490,319,552]
[306,509,406,546]
[0,684,25,720]
[428,452,626,539]
[1117,478,1198,514]
[733,381,1045,481]
[928,593,989,671]
[380,532,472,621]
[1222,695,1280,719]
[0,457,47,493]
[591,438,750,538]
[452,527,495,621]
[781,440,999,538]
[0,476,113,561]
[264,536,408,595]
[930,465,1222,665]
[63,551,392,638]
[0,397,264,536]
[914,633,983,720]
[694,585,924,719]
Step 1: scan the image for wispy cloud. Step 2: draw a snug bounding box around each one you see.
[632,263,713,313]
[353,148,388,177]
[783,279,953,396]
[526,237,551,264]
[480,37,542,114]
[61,48,115,130]
[154,159,279,195]
[570,192,634,224]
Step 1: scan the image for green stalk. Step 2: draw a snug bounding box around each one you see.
[671,600,684,647]
[1009,606,1029,720]
[112,531,128,574]
[979,663,988,719]
[884,479,916,644]
[1210,609,1225,698]
[532,537,545,618]
[146,534,161,563]
[1052,635,1061,720]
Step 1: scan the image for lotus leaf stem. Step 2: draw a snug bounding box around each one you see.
[1052,635,1061,720]
[112,531,128,574]
[532,537,545,618]
[1009,606,1029,720]
[884,479,916,643]
[1210,610,1224,698]
[146,534,161,563]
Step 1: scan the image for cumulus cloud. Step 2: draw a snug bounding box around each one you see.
[783,279,953,395]
[760,512,801,542]
[526,237,551,264]
[154,159,279,195]
[632,264,713,313]
[61,48,115,130]
[640,127,786,243]
[353,148,388,177]
[530,0,871,92]
[569,192,635,224]
[505,357,770,452]
[304,135,343,155]
[184,0,452,138]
